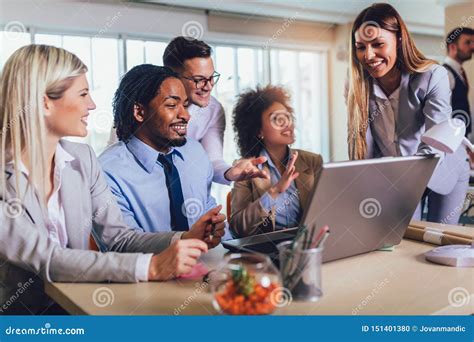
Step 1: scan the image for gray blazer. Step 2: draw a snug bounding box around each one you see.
[0,140,174,314]
[367,64,468,195]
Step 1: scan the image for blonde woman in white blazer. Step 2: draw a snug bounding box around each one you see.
[0,45,225,314]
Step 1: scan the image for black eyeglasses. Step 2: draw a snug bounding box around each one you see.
[181,72,220,89]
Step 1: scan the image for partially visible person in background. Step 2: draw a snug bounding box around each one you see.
[444,27,473,138]
[230,85,323,237]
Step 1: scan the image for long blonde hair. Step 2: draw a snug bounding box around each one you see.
[0,44,87,202]
[347,3,437,159]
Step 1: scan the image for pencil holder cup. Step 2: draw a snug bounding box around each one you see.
[277,241,323,302]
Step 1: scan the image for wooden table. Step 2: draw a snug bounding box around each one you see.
[45,221,474,315]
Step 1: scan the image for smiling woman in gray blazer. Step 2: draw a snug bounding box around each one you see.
[0,45,225,314]
[346,3,469,224]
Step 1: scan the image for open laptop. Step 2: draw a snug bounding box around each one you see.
[223,155,440,263]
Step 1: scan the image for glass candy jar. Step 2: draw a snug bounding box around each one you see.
[209,253,283,315]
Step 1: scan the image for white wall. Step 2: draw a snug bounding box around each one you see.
[0,1,205,40]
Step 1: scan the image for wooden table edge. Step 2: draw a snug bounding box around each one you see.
[45,282,88,315]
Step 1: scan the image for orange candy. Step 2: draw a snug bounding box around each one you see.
[215,280,278,315]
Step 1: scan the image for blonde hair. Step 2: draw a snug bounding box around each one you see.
[0,44,87,202]
[347,3,437,159]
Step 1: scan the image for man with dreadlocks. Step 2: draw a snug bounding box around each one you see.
[99,65,226,249]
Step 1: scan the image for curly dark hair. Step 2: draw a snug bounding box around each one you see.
[113,64,178,141]
[163,36,212,71]
[232,85,294,158]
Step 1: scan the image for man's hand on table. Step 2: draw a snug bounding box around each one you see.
[148,239,208,281]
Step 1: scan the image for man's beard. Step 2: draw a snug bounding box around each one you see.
[150,134,187,151]
[457,51,472,62]
[168,137,187,147]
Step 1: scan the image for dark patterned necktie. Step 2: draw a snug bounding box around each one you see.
[460,67,469,91]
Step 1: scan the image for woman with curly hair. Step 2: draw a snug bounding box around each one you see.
[229,85,323,237]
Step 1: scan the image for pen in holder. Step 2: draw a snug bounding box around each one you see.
[277,240,323,302]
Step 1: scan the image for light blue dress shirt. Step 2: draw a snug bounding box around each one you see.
[99,135,217,233]
[258,148,302,228]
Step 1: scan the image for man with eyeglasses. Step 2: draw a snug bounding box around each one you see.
[163,36,269,184]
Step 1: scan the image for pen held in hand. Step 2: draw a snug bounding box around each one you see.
[209,223,216,241]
